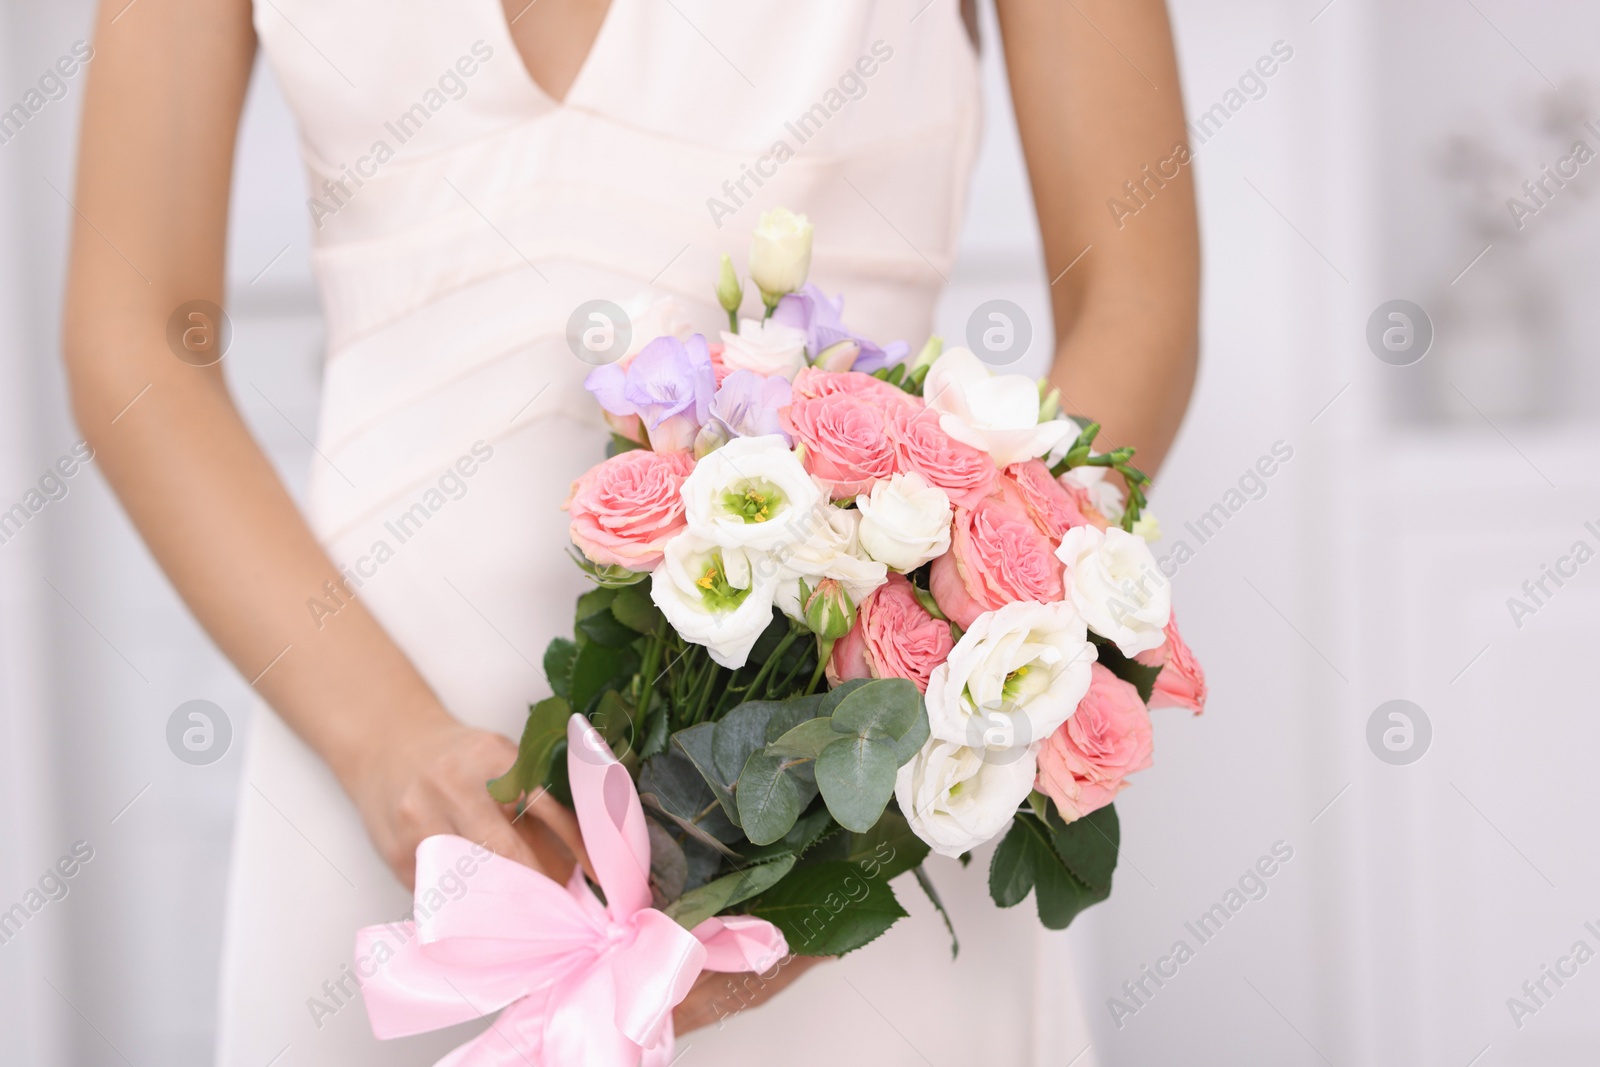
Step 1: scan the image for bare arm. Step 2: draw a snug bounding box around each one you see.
[63,0,576,887]
[998,0,1200,476]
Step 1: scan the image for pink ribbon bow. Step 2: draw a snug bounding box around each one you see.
[356,714,788,1066]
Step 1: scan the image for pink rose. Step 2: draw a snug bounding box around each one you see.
[827,574,954,693]
[1001,459,1091,540]
[781,390,898,500]
[564,449,696,570]
[707,341,736,387]
[1035,664,1154,822]
[1056,474,1114,531]
[928,494,1065,629]
[1134,613,1207,715]
[791,366,920,410]
[887,405,999,510]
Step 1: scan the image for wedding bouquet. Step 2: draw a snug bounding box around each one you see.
[355,209,1205,1063]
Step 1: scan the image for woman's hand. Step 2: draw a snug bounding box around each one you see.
[345,714,585,890]
[673,955,829,1035]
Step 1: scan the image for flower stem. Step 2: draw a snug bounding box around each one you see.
[804,637,834,695]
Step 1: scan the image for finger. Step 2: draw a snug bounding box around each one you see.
[456,806,544,875]
[516,788,595,883]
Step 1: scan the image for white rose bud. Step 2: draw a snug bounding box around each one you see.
[1055,525,1171,657]
[855,472,952,573]
[749,207,813,304]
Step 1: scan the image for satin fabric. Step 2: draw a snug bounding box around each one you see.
[354,718,785,1066]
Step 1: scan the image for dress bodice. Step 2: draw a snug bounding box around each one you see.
[253,0,982,354]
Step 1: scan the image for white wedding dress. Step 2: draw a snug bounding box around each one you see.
[218,2,1100,1063]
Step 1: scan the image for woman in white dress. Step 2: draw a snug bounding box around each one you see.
[63,0,1197,1062]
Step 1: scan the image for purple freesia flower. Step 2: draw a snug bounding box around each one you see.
[772,283,910,373]
[585,334,716,452]
[710,370,793,442]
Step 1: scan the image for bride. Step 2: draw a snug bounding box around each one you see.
[63,0,1196,1062]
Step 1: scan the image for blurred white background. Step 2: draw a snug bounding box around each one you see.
[3,0,1599,1064]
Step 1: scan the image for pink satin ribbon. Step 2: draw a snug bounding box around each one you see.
[356,714,788,1066]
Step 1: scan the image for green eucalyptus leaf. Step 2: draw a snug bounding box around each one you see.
[666,855,796,930]
[748,860,908,957]
[819,678,871,716]
[638,749,741,844]
[888,706,929,767]
[486,696,571,804]
[830,678,921,741]
[672,723,739,826]
[766,717,837,760]
[815,735,899,833]
[735,752,810,846]
[764,693,828,742]
[713,701,788,784]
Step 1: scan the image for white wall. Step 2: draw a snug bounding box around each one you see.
[2,1,1598,1064]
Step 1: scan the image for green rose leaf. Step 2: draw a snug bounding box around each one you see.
[577,606,640,649]
[1047,802,1120,896]
[568,641,639,715]
[1091,636,1162,704]
[486,696,571,804]
[814,734,899,833]
[735,752,815,846]
[749,860,908,957]
[844,809,929,882]
[610,583,664,636]
[988,811,1112,930]
[665,855,797,931]
[543,638,577,699]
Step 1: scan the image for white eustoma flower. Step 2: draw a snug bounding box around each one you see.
[925,600,1097,751]
[1055,525,1171,656]
[719,318,808,381]
[1058,466,1126,524]
[855,472,952,573]
[681,435,822,552]
[922,348,1075,467]
[895,739,1039,858]
[769,503,887,621]
[650,534,778,669]
[749,207,813,298]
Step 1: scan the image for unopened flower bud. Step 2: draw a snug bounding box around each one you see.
[803,578,856,641]
[815,340,860,372]
[715,253,743,317]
